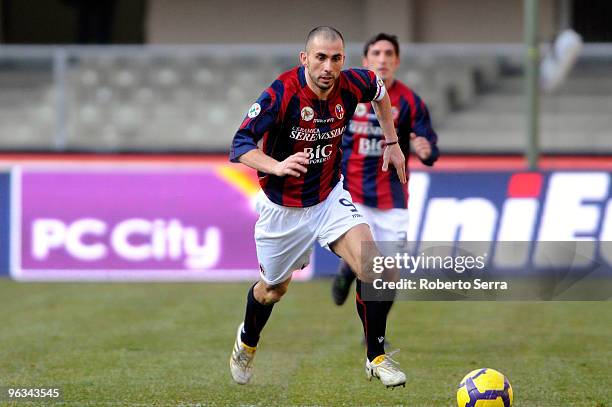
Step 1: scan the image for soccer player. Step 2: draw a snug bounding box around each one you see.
[229,27,407,388]
[331,34,439,317]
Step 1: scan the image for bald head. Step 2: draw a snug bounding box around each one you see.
[305,26,344,52]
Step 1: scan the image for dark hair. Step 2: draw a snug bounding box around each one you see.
[305,26,345,50]
[363,33,400,57]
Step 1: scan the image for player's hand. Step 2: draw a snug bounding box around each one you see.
[382,142,407,184]
[410,132,432,161]
[272,152,309,178]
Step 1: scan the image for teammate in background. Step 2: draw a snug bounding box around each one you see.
[229,27,407,388]
[332,33,439,315]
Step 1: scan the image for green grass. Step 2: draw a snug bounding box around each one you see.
[0,280,610,406]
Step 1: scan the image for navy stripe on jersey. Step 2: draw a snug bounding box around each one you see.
[411,94,439,166]
[362,154,379,207]
[298,67,308,87]
[389,169,406,208]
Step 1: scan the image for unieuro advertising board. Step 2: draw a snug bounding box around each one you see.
[10,166,313,281]
[314,171,612,276]
[408,171,611,242]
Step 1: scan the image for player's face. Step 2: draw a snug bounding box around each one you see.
[300,37,345,92]
[363,40,399,82]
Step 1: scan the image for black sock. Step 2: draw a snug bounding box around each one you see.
[339,261,356,282]
[384,288,396,319]
[355,279,391,361]
[240,284,274,347]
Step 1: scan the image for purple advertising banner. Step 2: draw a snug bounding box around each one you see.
[12,166,317,281]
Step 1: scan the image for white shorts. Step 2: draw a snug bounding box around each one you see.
[354,203,409,255]
[254,181,368,285]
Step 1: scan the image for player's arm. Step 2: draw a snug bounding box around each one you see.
[238,149,309,178]
[407,93,440,166]
[371,92,407,184]
[229,86,308,178]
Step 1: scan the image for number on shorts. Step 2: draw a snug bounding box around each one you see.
[339,198,358,213]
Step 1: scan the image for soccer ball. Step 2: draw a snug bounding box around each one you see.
[457,368,513,407]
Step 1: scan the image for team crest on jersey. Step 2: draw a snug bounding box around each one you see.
[247,103,261,118]
[301,106,314,121]
[355,103,367,117]
[335,104,345,119]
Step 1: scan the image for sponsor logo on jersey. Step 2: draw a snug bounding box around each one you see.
[290,125,346,141]
[304,143,334,164]
[358,137,385,156]
[335,104,345,119]
[247,103,261,118]
[301,106,314,121]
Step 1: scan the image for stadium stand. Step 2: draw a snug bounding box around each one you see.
[0,46,609,154]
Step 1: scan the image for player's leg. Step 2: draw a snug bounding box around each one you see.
[316,183,405,387]
[231,191,313,384]
[330,225,406,387]
[242,276,292,347]
[231,268,303,385]
[329,224,387,357]
[331,204,374,306]
[366,207,409,321]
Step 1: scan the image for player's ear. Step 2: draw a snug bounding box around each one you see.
[362,56,368,68]
[299,51,308,67]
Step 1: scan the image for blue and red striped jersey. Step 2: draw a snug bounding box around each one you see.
[342,79,439,209]
[230,66,385,207]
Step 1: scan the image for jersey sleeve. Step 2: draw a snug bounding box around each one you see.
[344,68,386,103]
[400,91,440,166]
[229,82,281,163]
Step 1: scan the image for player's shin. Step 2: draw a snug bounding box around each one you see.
[355,278,391,362]
[240,283,274,347]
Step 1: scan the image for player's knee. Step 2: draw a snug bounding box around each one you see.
[257,282,289,305]
[357,252,381,283]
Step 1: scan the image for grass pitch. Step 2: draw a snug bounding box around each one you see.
[0,280,610,406]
